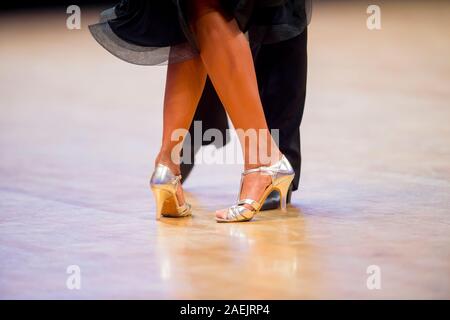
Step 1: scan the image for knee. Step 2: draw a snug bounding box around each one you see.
[188,0,224,34]
[189,0,222,17]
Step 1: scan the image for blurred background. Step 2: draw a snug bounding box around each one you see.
[0,1,449,299]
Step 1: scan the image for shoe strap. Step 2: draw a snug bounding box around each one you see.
[227,199,259,221]
[173,175,182,185]
[237,198,260,211]
[242,166,276,176]
[177,202,191,215]
[241,166,278,186]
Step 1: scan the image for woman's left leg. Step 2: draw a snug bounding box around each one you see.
[155,55,207,205]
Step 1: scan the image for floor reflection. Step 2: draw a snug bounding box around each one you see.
[155,204,323,299]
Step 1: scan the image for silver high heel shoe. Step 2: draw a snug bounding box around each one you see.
[150,164,192,220]
[216,155,295,223]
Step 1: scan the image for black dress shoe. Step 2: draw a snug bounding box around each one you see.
[260,183,293,211]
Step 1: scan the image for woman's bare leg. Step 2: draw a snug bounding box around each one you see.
[188,0,283,217]
[156,56,207,205]
[156,0,284,212]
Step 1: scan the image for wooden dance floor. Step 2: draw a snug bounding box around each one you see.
[0,1,449,299]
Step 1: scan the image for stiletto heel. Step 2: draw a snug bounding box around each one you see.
[216,155,295,223]
[151,187,173,220]
[274,175,294,211]
[150,164,192,219]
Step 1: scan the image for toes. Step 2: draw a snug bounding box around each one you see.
[215,209,228,220]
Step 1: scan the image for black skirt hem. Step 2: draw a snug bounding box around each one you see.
[88,0,312,66]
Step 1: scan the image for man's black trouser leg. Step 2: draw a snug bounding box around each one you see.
[181,30,308,193]
[253,29,308,191]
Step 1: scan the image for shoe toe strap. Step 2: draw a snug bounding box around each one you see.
[227,205,250,220]
[237,198,260,211]
[226,199,259,220]
[178,202,191,216]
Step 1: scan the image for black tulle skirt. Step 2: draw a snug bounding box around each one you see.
[89,0,312,65]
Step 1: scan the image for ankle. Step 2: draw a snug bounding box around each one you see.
[244,152,283,171]
[155,152,181,175]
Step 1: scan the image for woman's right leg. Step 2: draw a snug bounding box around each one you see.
[188,0,283,218]
[189,0,282,169]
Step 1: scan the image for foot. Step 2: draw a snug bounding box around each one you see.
[215,171,272,220]
[155,160,187,207]
[175,179,187,206]
[215,155,294,222]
